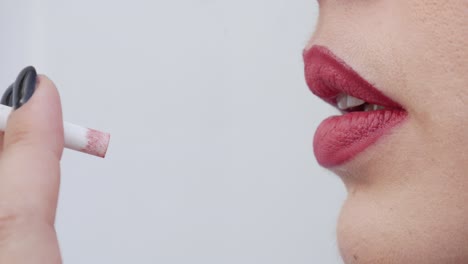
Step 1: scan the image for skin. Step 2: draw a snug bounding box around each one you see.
[0,76,63,263]
[305,0,468,263]
[0,2,466,264]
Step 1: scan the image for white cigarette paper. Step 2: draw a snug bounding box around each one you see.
[0,104,110,158]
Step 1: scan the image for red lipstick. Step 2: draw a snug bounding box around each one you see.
[304,46,407,167]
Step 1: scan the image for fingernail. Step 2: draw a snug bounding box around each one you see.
[12,66,37,110]
[1,84,14,106]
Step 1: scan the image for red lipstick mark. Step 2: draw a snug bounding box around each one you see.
[304,46,407,167]
[83,129,111,158]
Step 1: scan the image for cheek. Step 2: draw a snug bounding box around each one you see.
[337,186,468,264]
[397,0,468,117]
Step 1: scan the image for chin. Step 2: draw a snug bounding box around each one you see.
[336,186,468,264]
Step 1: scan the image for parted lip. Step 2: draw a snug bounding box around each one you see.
[303,45,407,167]
[303,45,402,110]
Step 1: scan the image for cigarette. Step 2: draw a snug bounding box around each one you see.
[0,104,110,158]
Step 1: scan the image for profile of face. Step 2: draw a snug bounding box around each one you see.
[304,1,468,263]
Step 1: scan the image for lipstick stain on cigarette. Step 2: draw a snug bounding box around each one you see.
[83,128,110,158]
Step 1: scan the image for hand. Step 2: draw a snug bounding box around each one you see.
[0,75,63,263]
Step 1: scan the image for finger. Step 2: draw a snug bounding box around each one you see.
[0,75,64,223]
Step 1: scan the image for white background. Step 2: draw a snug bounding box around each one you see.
[0,1,346,263]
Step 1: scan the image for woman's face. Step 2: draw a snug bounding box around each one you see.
[304,0,468,263]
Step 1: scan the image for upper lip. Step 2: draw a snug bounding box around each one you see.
[303,45,403,110]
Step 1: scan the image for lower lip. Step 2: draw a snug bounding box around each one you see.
[313,109,407,167]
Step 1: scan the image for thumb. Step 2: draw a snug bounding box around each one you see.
[1,74,64,222]
[0,75,63,263]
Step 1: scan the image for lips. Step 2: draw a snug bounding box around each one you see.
[304,45,407,167]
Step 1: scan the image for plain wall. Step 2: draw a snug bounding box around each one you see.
[0,1,346,263]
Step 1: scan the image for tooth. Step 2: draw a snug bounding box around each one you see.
[346,96,365,108]
[364,104,373,112]
[337,94,365,110]
[376,105,385,110]
[337,94,348,110]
